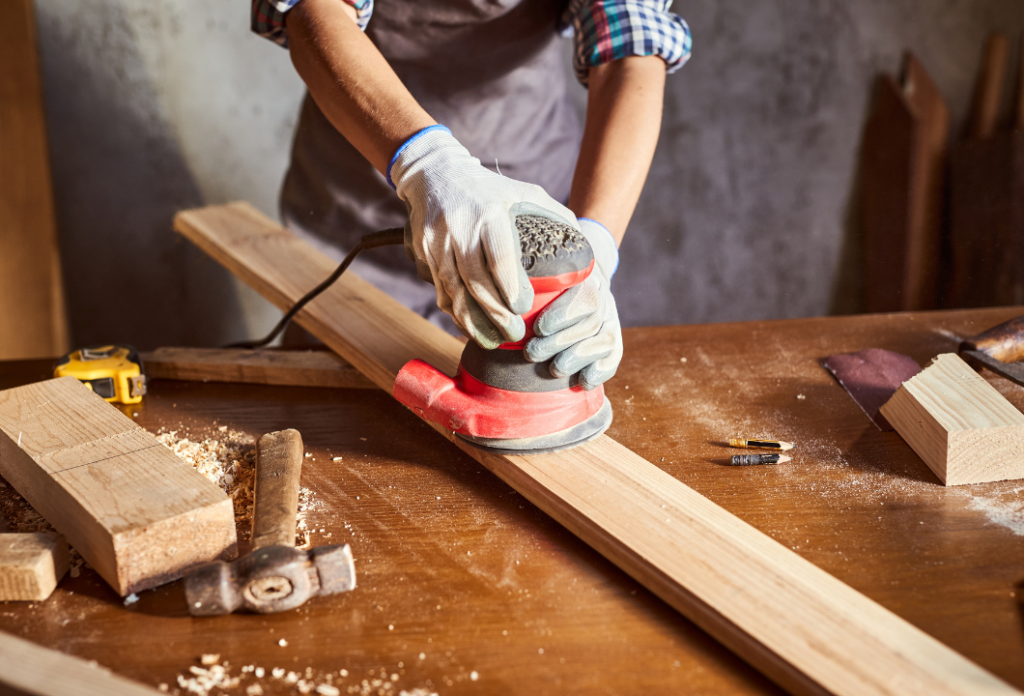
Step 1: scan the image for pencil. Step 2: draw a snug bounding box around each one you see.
[729,438,794,451]
[728,454,791,466]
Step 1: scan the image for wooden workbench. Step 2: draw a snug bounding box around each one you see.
[1,308,1022,695]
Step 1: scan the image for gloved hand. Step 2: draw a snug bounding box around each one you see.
[389,125,579,350]
[524,218,622,390]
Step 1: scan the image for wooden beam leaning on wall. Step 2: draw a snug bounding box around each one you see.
[0,630,163,696]
[0,0,69,360]
[880,353,1024,485]
[141,347,375,389]
[0,377,237,596]
[175,202,1019,696]
[0,532,68,601]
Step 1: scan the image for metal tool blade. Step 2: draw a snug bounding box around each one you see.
[960,349,1024,388]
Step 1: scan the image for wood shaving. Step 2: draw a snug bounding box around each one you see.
[156,427,318,546]
[0,477,85,576]
[156,428,257,535]
[168,658,434,696]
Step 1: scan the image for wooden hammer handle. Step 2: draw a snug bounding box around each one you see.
[251,429,304,550]
[961,314,1024,363]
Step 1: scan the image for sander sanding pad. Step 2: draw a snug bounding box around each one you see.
[822,348,921,430]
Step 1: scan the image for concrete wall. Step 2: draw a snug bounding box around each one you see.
[35,0,1024,348]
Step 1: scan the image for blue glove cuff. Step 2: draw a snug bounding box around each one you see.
[386,125,452,190]
[578,217,619,277]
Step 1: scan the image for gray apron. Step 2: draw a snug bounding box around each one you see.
[280,0,581,331]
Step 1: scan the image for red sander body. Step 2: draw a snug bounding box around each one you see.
[394,215,613,454]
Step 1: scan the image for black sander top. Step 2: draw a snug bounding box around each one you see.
[515,215,594,278]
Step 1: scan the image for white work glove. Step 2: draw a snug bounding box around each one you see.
[525,218,623,390]
[389,126,580,350]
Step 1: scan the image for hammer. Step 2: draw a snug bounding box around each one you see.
[185,429,356,615]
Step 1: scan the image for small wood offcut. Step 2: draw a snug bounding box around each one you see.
[880,353,1024,485]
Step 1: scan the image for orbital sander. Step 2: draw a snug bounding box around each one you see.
[236,214,612,455]
[393,215,613,454]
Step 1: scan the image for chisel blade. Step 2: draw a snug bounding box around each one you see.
[960,349,1024,388]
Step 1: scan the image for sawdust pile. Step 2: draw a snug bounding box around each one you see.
[155,426,318,547]
[166,657,438,696]
[0,480,86,577]
[156,426,257,534]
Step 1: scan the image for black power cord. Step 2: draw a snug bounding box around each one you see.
[229,227,407,350]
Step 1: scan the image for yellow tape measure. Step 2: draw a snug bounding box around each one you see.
[54,345,147,405]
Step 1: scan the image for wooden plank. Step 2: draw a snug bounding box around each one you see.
[175,201,1019,696]
[0,0,68,360]
[880,353,1024,485]
[860,55,949,312]
[141,347,376,389]
[1016,31,1024,131]
[0,630,162,695]
[861,74,915,312]
[902,54,949,310]
[968,33,1010,140]
[0,533,68,601]
[0,377,237,596]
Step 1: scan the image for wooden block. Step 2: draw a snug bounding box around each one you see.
[140,347,375,389]
[0,533,68,601]
[175,202,1019,696]
[880,353,1024,485]
[0,377,237,596]
[0,629,163,695]
[0,0,68,360]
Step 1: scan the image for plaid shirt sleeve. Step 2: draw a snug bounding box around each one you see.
[251,0,373,48]
[560,0,692,86]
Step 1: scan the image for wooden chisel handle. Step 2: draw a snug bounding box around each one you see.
[961,314,1024,363]
[251,429,304,550]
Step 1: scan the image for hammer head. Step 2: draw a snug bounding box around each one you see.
[185,544,356,616]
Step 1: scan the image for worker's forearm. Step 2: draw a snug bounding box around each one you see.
[286,0,435,174]
[568,56,666,245]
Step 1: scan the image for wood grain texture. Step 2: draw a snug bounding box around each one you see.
[251,429,303,550]
[175,202,1019,696]
[880,353,1024,485]
[0,377,237,595]
[0,0,68,360]
[0,533,68,601]
[141,347,375,389]
[0,630,162,696]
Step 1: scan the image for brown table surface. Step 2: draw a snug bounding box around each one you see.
[2,308,1024,695]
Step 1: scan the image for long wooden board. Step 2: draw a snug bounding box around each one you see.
[0,0,68,360]
[0,377,237,596]
[0,630,162,696]
[141,347,375,389]
[175,202,1018,696]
